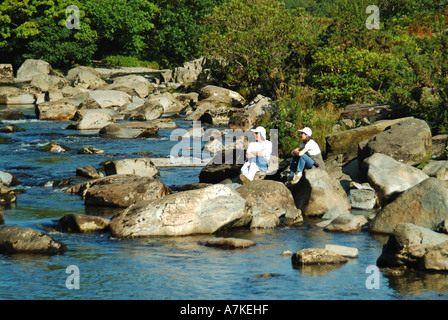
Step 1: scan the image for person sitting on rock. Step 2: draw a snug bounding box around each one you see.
[288,127,325,185]
[239,126,272,183]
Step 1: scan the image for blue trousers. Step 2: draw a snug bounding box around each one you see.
[289,154,314,178]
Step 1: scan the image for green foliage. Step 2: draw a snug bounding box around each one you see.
[147,0,220,68]
[102,55,159,69]
[261,85,340,156]
[85,0,157,57]
[200,0,325,99]
[309,46,397,107]
[0,0,97,69]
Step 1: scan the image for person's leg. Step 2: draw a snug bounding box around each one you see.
[296,154,314,173]
[246,162,260,181]
[289,156,299,179]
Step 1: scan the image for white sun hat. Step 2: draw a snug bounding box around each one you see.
[251,126,266,140]
[298,127,312,137]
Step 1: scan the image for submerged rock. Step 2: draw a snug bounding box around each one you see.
[58,214,109,233]
[0,226,66,255]
[291,248,348,266]
[198,237,256,249]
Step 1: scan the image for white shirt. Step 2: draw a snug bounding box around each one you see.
[247,140,272,162]
[299,139,321,156]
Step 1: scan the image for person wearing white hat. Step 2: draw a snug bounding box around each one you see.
[239,126,272,183]
[288,127,324,185]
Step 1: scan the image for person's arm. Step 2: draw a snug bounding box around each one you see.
[292,143,308,156]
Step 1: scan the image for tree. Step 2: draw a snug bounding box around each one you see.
[0,0,97,69]
[200,0,323,98]
[85,0,157,58]
[147,0,220,68]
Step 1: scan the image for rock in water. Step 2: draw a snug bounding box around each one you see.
[0,226,66,255]
[109,184,251,237]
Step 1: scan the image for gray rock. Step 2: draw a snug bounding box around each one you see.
[0,226,66,255]
[104,158,160,179]
[291,248,348,265]
[236,180,302,225]
[292,168,351,217]
[67,174,171,208]
[36,100,78,121]
[361,153,429,205]
[325,117,412,166]
[0,64,15,84]
[377,223,448,270]
[109,184,251,237]
[99,122,159,139]
[0,87,35,105]
[16,59,56,82]
[370,178,448,234]
[358,118,432,166]
[198,237,256,249]
[58,214,109,233]
[324,214,368,233]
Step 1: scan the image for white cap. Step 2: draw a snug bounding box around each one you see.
[251,126,266,140]
[298,127,312,137]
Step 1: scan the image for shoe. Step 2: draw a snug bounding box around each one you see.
[290,172,302,185]
[239,174,250,184]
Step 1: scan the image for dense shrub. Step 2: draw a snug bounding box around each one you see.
[200,0,325,99]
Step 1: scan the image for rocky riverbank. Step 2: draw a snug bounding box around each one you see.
[1,59,448,272]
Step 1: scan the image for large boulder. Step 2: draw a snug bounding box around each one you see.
[69,68,107,89]
[128,100,164,121]
[236,180,303,226]
[30,74,69,92]
[198,85,245,106]
[66,109,116,130]
[325,117,413,166]
[16,59,56,82]
[104,158,160,179]
[145,92,185,114]
[109,184,251,237]
[67,174,171,208]
[69,90,132,109]
[361,153,429,205]
[0,226,66,255]
[99,121,159,139]
[35,100,78,121]
[292,168,351,217]
[370,178,448,234]
[0,87,35,105]
[376,223,448,270]
[186,100,239,126]
[358,118,432,166]
[172,57,207,83]
[229,95,277,130]
[0,64,15,84]
[103,75,154,98]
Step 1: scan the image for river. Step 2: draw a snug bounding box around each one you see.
[0,104,447,301]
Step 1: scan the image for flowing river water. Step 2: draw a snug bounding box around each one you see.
[1,104,447,301]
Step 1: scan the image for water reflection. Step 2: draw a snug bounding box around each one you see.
[293,263,346,276]
[385,270,448,296]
